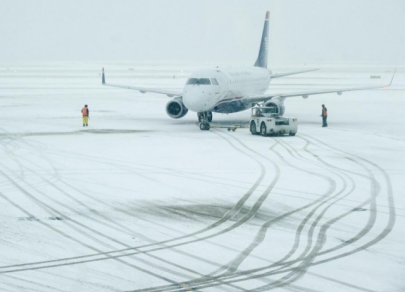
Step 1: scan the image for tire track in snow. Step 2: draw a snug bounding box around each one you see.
[0,134,192,286]
[9,130,275,203]
[134,133,391,292]
[296,135,380,257]
[135,134,343,291]
[214,135,343,277]
[4,129,392,292]
[299,134,395,264]
[0,187,141,290]
[0,128,62,192]
[0,167,185,285]
[0,129,267,267]
[125,130,283,292]
[202,135,391,291]
[259,138,355,272]
[0,133,251,291]
[0,129,280,292]
[186,136,381,291]
[0,129,271,291]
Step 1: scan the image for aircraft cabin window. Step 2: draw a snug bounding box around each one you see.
[187,78,211,85]
[211,78,219,85]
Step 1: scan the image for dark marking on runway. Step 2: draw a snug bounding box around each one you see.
[0,129,152,137]
[48,216,67,221]
[18,216,39,221]
[352,208,367,212]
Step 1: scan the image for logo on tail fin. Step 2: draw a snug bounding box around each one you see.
[254,11,269,68]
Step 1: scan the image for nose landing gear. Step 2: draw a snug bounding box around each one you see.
[198,112,212,131]
[197,112,212,122]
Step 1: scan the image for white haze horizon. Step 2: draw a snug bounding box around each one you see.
[1,0,404,66]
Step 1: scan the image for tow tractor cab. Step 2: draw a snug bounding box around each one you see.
[250,107,298,136]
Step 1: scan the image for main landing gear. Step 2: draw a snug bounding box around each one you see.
[198,112,212,131]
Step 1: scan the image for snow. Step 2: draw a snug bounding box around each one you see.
[0,63,404,291]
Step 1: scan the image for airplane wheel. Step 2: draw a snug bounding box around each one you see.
[207,112,213,122]
[250,121,257,135]
[199,123,210,131]
[289,132,296,136]
[260,123,267,136]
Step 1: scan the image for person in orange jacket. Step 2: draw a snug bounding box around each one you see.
[81,104,89,127]
[321,104,328,127]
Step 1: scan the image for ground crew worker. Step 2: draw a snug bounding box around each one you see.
[81,104,89,127]
[321,104,328,127]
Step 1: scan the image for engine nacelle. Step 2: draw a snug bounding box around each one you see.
[264,100,285,116]
[166,98,188,119]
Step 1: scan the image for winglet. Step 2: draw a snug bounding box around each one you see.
[384,68,396,88]
[102,68,105,84]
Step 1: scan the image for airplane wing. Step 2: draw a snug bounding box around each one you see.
[271,68,319,79]
[242,69,396,105]
[101,69,183,97]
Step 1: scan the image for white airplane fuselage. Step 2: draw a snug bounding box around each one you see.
[183,67,272,114]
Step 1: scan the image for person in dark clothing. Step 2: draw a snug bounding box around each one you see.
[81,104,89,127]
[321,104,328,127]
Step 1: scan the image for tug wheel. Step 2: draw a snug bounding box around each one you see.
[250,121,257,135]
[260,123,267,136]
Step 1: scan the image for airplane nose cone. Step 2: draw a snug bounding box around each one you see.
[183,88,215,112]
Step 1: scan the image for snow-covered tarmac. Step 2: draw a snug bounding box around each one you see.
[0,63,404,291]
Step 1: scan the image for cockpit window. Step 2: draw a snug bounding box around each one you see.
[211,78,219,85]
[187,78,211,85]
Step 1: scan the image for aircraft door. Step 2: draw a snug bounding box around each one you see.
[213,71,230,98]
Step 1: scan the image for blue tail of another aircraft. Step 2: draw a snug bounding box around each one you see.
[254,11,269,68]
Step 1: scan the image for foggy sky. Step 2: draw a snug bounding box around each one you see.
[1,0,404,65]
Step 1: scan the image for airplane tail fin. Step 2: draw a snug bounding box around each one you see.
[254,11,269,68]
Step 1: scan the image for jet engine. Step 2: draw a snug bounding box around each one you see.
[166,98,188,119]
[264,100,285,116]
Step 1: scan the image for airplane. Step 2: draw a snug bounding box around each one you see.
[102,11,395,131]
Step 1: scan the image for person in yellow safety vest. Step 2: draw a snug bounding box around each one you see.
[321,104,328,127]
[81,104,89,127]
